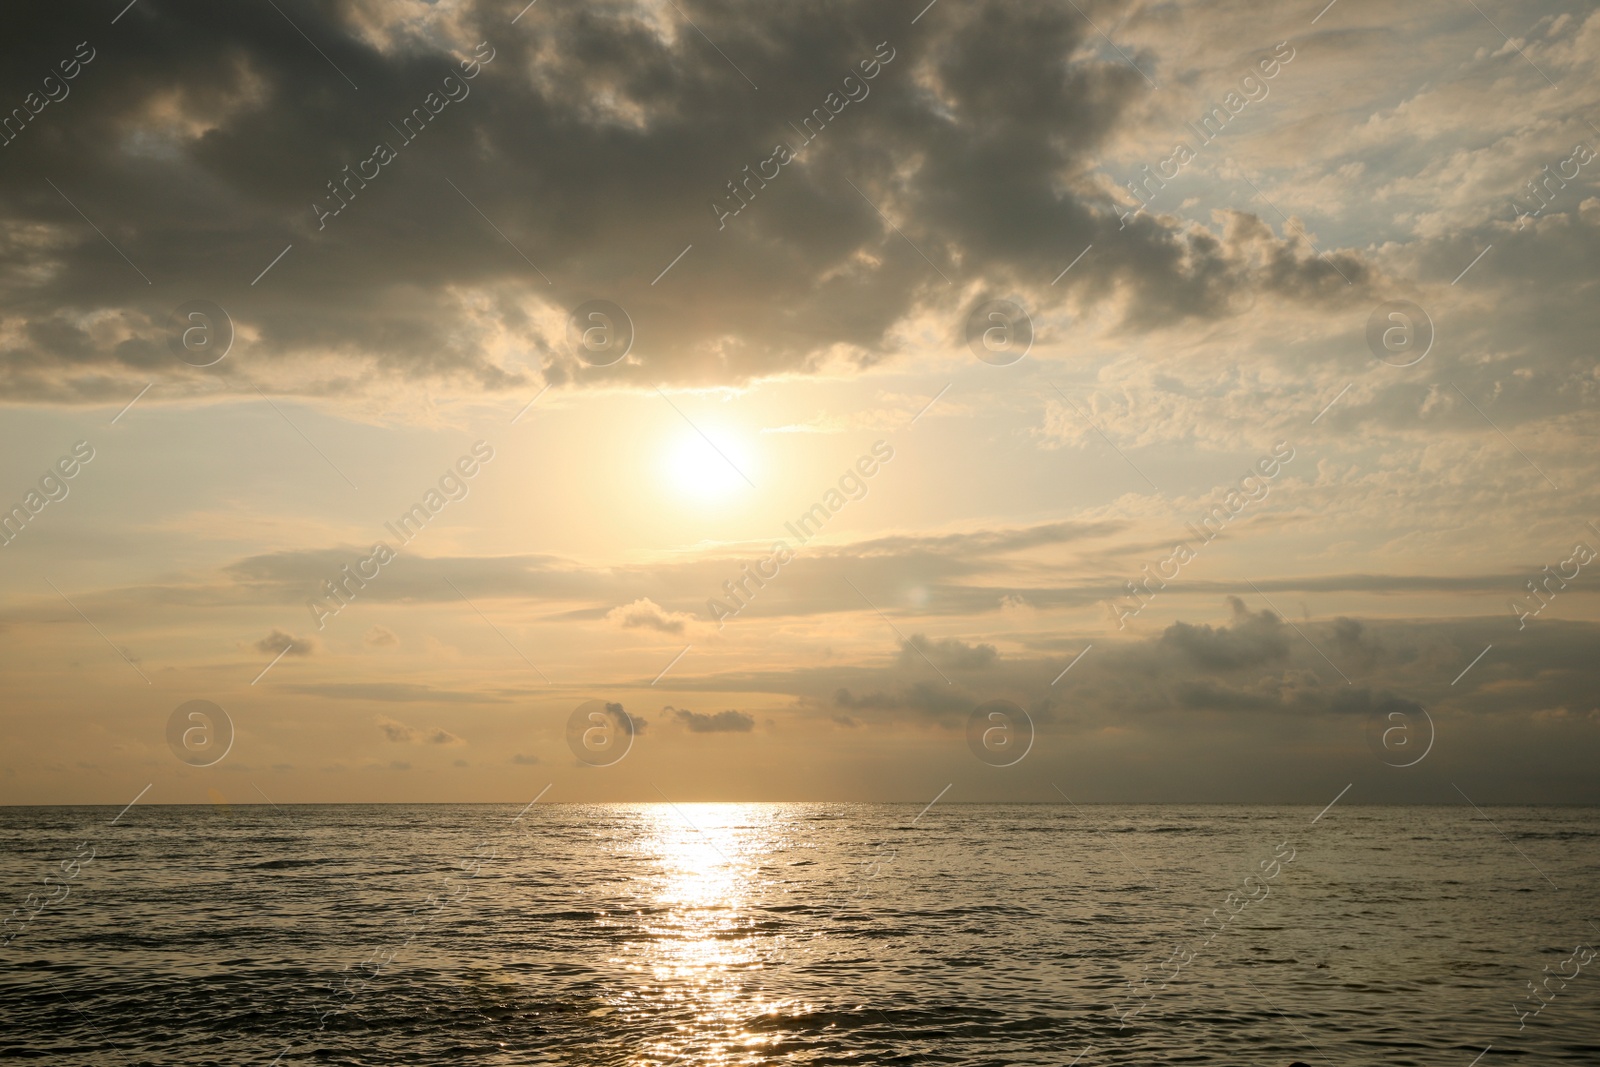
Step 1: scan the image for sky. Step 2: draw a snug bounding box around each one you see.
[2,0,1598,805]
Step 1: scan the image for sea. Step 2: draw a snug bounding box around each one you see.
[1,803,1597,1066]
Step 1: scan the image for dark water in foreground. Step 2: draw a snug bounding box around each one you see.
[1,804,1597,1066]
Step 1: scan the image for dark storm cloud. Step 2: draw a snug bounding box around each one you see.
[0,0,1375,402]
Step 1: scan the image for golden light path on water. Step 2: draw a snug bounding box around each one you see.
[611,805,810,1067]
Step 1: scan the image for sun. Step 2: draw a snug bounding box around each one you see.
[664,429,753,500]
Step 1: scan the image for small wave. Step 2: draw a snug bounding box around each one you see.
[248,858,336,869]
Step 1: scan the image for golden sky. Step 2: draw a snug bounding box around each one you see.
[2,0,1598,804]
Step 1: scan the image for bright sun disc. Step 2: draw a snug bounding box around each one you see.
[665,430,751,500]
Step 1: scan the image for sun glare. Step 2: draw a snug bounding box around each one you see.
[664,429,752,500]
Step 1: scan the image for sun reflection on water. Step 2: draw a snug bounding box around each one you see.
[614,804,812,1066]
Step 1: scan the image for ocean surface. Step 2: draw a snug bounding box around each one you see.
[1,804,1597,1066]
